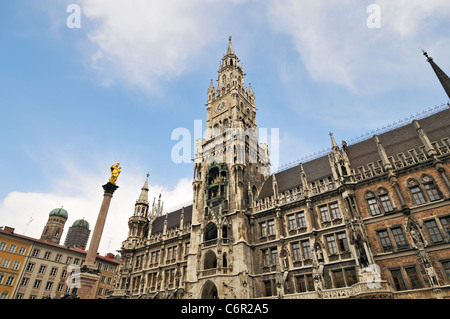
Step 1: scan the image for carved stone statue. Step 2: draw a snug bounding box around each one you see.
[358,243,369,268]
[410,226,425,249]
[109,162,122,185]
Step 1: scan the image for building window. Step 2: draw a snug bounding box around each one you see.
[440,216,450,237]
[262,249,270,266]
[12,261,20,271]
[5,275,15,286]
[390,269,406,291]
[55,254,62,263]
[367,197,381,216]
[442,261,450,280]
[0,242,6,251]
[33,280,42,289]
[271,248,278,265]
[330,203,341,219]
[291,243,301,261]
[296,274,314,293]
[297,212,306,228]
[287,214,296,230]
[332,270,345,288]
[38,265,46,275]
[57,284,64,292]
[424,183,440,201]
[260,222,267,237]
[172,246,178,260]
[391,227,408,250]
[378,230,393,252]
[66,257,72,264]
[45,281,53,290]
[32,249,40,258]
[8,244,17,253]
[44,252,51,260]
[337,232,349,252]
[21,278,29,287]
[345,268,358,286]
[262,248,278,266]
[264,281,273,297]
[405,267,422,289]
[296,276,307,292]
[268,220,275,236]
[425,220,443,243]
[410,186,426,205]
[26,263,35,272]
[50,267,58,277]
[325,235,338,255]
[379,194,393,213]
[1,259,11,268]
[319,205,331,222]
[302,241,311,259]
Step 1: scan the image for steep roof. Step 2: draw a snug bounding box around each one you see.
[256,106,450,200]
[150,205,193,235]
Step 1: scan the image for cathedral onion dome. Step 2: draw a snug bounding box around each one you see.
[49,207,68,219]
[72,219,90,230]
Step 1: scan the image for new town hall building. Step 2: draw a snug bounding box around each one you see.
[110,39,450,299]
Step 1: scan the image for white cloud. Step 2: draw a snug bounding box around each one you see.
[267,0,450,93]
[77,0,229,93]
[0,160,192,256]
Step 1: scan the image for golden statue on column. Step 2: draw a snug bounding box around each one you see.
[109,162,121,185]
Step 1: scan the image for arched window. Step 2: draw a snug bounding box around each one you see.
[222,225,228,239]
[421,175,442,201]
[407,178,426,205]
[205,222,218,242]
[365,191,381,216]
[223,253,228,268]
[204,250,217,270]
[377,188,393,213]
[365,188,394,216]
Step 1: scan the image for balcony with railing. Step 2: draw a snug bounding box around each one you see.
[260,281,393,299]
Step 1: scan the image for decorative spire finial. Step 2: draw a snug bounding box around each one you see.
[329,131,339,149]
[226,36,235,55]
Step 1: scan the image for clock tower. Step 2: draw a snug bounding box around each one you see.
[186,37,270,299]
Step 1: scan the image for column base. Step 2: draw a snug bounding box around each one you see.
[78,272,100,299]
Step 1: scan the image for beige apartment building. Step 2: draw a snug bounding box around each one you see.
[0,207,119,299]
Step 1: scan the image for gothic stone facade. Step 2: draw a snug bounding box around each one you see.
[110,39,450,299]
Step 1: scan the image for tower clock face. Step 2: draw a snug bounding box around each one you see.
[215,100,227,113]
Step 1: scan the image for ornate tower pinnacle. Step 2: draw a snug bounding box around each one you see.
[423,50,450,99]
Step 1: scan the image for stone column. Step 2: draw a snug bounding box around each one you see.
[78,182,119,299]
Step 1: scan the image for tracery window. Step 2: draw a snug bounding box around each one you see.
[365,188,394,216]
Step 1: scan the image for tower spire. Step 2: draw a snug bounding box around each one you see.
[138,173,149,204]
[227,36,235,55]
[329,131,339,150]
[423,50,450,99]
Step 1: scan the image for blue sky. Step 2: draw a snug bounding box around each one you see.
[1,0,449,255]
